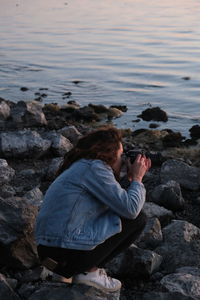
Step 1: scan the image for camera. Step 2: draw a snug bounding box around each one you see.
[125,149,164,165]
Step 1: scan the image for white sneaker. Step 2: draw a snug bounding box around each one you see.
[72,268,121,292]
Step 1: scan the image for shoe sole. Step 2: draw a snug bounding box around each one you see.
[73,279,121,292]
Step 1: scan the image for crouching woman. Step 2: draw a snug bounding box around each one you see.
[35,126,151,292]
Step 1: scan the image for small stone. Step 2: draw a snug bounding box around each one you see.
[20,87,29,92]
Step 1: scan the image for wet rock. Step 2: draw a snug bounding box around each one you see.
[0,130,51,158]
[182,76,191,80]
[0,273,20,300]
[0,196,38,269]
[150,180,185,212]
[160,159,200,191]
[143,202,174,227]
[136,218,163,250]
[0,159,15,184]
[10,101,47,127]
[107,107,123,119]
[73,106,100,122]
[162,131,184,147]
[20,87,29,91]
[110,105,128,112]
[189,125,200,140]
[58,125,82,144]
[138,107,168,122]
[155,220,200,273]
[160,267,200,299]
[0,100,10,119]
[149,123,160,129]
[106,244,162,278]
[88,103,109,114]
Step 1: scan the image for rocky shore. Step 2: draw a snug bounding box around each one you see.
[0,97,200,300]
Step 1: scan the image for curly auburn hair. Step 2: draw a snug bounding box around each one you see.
[57,126,122,175]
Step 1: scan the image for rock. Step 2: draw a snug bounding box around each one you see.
[160,267,200,299]
[107,107,123,119]
[73,106,100,122]
[28,282,120,300]
[136,218,163,249]
[0,196,38,269]
[20,87,29,91]
[58,125,82,144]
[88,103,109,114]
[138,107,168,122]
[0,184,16,198]
[0,100,10,119]
[14,266,44,284]
[45,132,73,156]
[10,101,47,127]
[143,203,174,227]
[0,159,15,184]
[24,187,43,207]
[149,123,160,129]
[110,105,128,112]
[160,159,200,191]
[189,125,200,140]
[162,131,184,148]
[106,245,162,278]
[155,220,200,273]
[150,180,185,212]
[142,291,195,300]
[0,273,20,300]
[46,157,64,180]
[0,130,51,158]
[131,129,169,150]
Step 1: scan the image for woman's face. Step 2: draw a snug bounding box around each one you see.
[112,142,124,177]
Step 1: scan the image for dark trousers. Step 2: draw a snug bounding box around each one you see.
[37,211,146,278]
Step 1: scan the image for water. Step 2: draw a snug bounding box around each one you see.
[1,0,200,137]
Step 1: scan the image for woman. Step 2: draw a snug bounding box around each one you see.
[35,126,151,292]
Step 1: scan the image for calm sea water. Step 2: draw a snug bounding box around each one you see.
[1,0,200,137]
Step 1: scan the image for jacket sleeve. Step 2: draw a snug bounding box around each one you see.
[83,160,146,219]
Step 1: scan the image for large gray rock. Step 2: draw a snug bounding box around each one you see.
[155,220,200,273]
[0,130,51,158]
[10,100,47,127]
[136,217,163,249]
[0,159,15,184]
[28,282,120,300]
[160,159,200,191]
[106,245,162,278]
[0,273,20,300]
[0,196,38,269]
[160,267,200,299]
[45,132,73,156]
[150,180,185,212]
[143,203,174,226]
[58,125,82,144]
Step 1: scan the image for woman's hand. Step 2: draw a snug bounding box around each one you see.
[127,154,151,182]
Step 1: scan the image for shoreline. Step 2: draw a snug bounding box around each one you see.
[0,97,200,299]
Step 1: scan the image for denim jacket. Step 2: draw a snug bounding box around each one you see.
[35,159,146,250]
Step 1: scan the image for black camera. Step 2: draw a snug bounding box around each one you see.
[125,149,164,165]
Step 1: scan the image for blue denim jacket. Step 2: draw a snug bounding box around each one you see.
[35,159,146,250]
